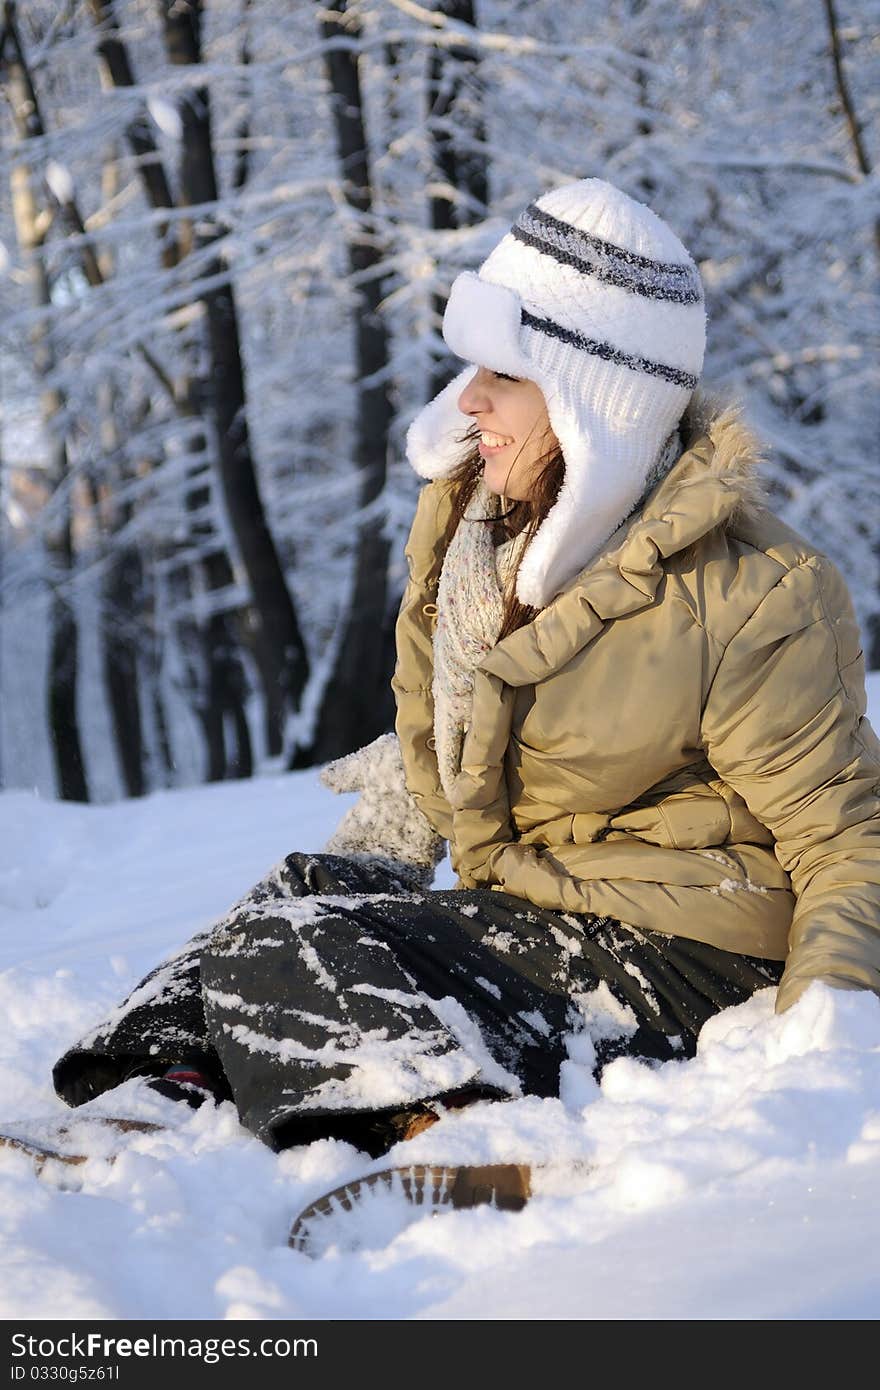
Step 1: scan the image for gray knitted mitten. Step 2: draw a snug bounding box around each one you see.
[320,733,446,889]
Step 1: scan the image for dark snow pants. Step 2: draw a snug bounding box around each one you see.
[53,852,784,1150]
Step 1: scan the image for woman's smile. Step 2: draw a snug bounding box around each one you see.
[477,432,514,457]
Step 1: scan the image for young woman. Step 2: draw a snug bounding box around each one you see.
[53,179,880,1160]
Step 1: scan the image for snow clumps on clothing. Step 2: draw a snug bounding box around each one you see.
[320,733,446,887]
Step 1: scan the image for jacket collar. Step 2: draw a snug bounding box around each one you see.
[479,389,768,687]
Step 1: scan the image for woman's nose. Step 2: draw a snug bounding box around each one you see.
[457,368,489,416]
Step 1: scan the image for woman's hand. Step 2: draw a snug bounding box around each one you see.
[320,733,446,888]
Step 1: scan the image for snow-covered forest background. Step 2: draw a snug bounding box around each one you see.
[1,0,878,805]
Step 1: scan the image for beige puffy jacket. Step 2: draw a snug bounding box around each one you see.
[392,392,880,1013]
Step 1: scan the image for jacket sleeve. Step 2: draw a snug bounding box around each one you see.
[391,481,455,843]
[701,554,880,1013]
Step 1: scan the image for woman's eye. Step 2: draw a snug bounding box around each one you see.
[493,371,520,383]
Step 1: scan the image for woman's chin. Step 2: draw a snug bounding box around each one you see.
[481,459,513,495]
[483,468,531,502]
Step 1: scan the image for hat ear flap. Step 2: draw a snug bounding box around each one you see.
[405,365,476,480]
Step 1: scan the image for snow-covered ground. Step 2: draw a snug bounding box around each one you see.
[2,676,879,1320]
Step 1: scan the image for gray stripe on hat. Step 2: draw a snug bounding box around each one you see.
[512,203,703,305]
[521,308,700,390]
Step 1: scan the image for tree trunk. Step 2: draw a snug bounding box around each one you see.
[86,152,146,797]
[87,0,302,774]
[169,403,254,783]
[426,1,490,400]
[232,0,254,195]
[45,36,250,793]
[298,0,397,764]
[87,5,257,784]
[104,541,146,796]
[627,0,657,203]
[2,3,88,801]
[87,0,181,269]
[822,0,880,668]
[158,0,309,757]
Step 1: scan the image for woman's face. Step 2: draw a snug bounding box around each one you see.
[457,366,558,501]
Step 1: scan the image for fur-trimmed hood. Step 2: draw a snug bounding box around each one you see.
[677,386,769,514]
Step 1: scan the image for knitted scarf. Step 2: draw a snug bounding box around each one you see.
[431,427,682,800]
[432,479,528,799]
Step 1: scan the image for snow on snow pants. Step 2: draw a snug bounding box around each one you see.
[53,852,784,1150]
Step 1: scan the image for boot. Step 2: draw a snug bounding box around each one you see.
[273,1084,508,1159]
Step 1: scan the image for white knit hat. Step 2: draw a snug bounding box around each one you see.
[405,178,708,607]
